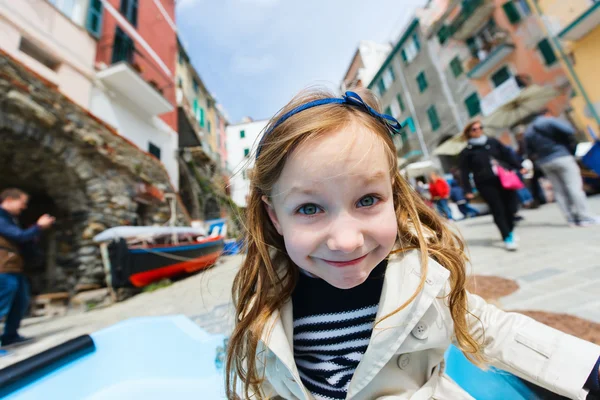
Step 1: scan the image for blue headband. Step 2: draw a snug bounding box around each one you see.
[256,91,404,159]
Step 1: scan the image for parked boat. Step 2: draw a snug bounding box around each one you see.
[93,226,225,288]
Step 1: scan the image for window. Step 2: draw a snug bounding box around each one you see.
[502,1,521,24]
[402,37,420,64]
[112,26,134,64]
[193,79,199,93]
[464,92,481,117]
[244,148,250,157]
[86,0,103,38]
[397,93,405,112]
[207,121,211,133]
[427,105,440,131]
[416,71,428,92]
[491,66,512,87]
[178,52,184,64]
[199,107,205,128]
[19,37,60,71]
[537,38,557,66]
[383,66,395,88]
[437,25,451,45]
[148,142,161,160]
[240,130,245,139]
[177,77,182,88]
[120,0,138,27]
[385,106,393,116]
[390,98,401,118]
[516,0,531,16]
[449,57,463,78]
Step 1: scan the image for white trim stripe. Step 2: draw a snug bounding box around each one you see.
[294,305,378,328]
[295,358,346,372]
[294,338,370,352]
[294,322,374,341]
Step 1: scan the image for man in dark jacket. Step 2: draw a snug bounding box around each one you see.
[0,188,54,347]
[525,110,598,226]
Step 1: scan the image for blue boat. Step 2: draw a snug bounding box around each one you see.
[0,316,561,399]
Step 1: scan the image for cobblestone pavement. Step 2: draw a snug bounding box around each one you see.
[1,197,599,368]
[455,195,600,322]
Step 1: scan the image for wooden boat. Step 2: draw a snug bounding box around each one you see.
[93,226,225,288]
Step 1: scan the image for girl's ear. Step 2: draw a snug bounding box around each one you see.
[262,195,283,235]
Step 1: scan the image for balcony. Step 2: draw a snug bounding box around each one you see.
[466,28,515,79]
[480,76,525,116]
[450,0,496,40]
[558,1,600,41]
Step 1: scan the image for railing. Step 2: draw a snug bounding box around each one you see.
[465,27,512,70]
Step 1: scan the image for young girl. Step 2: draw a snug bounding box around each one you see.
[225,87,600,400]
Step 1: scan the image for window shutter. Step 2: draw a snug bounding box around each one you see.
[437,25,450,45]
[464,92,481,117]
[401,49,408,63]
[377,79,386,95]
[537,38,557,66]
[417,72,428,92]
[502,1,521,24]
[200,108,205,128]
[450,57,463,78]
[385,106,392,116]
[86,0,104,38]
[491,66,511,87]
[413,33,421,52]
[405,116,416,133]
[397,93,405,112]
[427,106,440,131]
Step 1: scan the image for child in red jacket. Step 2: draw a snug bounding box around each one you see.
[429,171,453,219]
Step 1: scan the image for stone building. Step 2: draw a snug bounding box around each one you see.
[0,50,188,295]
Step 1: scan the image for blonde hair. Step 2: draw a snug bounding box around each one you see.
[226,87,484,399]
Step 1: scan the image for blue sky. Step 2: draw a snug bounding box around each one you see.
[176,0,427,123]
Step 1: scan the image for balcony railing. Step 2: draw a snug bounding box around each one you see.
[466,29,515,79]
[450,0,495,40]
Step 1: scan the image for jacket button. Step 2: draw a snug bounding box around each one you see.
[411,321,429,340]
[397,354,411,370]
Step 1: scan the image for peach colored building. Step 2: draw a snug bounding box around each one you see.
[0,0,98,108]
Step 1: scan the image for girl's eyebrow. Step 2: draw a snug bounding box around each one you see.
[283,171,387,202]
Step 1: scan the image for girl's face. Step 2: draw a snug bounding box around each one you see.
[264,123,398,289]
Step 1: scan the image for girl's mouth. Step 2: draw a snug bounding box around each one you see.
[322,253,368,268]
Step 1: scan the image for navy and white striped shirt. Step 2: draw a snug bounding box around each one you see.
[292,260,386,400]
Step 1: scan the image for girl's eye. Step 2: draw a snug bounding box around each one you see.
[357,195,379,208]
[297,204,321,215]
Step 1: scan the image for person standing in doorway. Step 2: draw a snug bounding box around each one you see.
[0,188,55,347]
[525,110,599,226]
[428,171,452,220]
[459,120,523,251]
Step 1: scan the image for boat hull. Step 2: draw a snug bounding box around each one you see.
[107,237,224,288]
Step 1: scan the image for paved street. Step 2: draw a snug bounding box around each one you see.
[1,196,599,369]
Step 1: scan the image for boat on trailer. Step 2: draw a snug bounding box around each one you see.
[93,225,225,288]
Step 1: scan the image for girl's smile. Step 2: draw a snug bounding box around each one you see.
[264,122,398,289]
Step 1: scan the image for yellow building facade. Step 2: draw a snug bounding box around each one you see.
[529,0,600,139]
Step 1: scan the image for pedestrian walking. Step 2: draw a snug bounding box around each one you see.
[0,188,55,347]
[449,179,479,218]
[459,120,524,251]
[428,171,453,219]
[225,88,600,400]
[525,109,599,226]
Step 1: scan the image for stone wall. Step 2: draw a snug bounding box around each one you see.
[0,51,189,295]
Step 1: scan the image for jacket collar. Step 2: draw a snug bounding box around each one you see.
[260,250,450,399]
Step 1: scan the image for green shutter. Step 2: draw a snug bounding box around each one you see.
[464,92,481,117]
[449,57,463,78]
[244,148,249,157]
[388,66,396,82]
[537,38,557,66]
[397,93,405,112]
[413,33,421,51]
[240,130,245,139]
[404,116,416,133]
[86,0,103,38]
[401,49,408,63]
[437,25,450,45]
[377,79,386,95]
[417,72,428,92]
[427,106,440,131]
[502,1,521,24]
[491,66,511,87]
[200,108,205,128]
[385,106,392,116]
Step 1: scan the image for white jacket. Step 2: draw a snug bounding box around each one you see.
[257,250,600,399]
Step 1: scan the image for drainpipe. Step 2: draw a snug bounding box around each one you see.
[395,60,430,159]
[529,0,600,129]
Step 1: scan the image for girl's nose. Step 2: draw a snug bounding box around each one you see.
[326,216,365,253]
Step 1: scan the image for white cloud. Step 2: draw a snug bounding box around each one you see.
[231,54,277,76]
